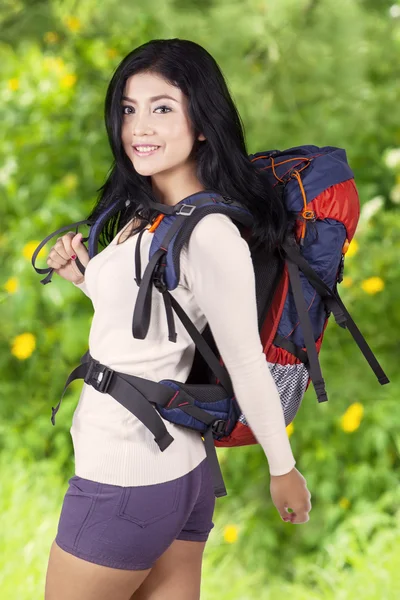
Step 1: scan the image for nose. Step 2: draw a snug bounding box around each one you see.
[131,112,154,138]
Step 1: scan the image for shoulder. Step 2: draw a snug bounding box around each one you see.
[179,212,253,288]
[187,212,245,253]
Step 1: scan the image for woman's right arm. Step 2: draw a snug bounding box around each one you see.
[73,279,91,299]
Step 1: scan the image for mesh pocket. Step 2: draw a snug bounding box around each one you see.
[239,362,309,427]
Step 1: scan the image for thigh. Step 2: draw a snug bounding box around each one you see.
[45,540,150,600]
[177,457,216,543]
[131,539,207,600]
[131,459,216,600]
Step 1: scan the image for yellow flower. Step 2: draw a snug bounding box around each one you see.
[4,277,19,294]
[339,497,350,510]
[23,241,47,262]
[342,276,353,288]
[345,239,359,258]
[106,48,119,59]
[11,333,36,360]
[62,173,78,189]
[361,277,384,295]
[65,16,81,32]
[223,525,239,544]
[44,31,59,43]
[43,57,66,75]
[340,402,364,433]
[286,422,294,437]
[8,78,19,91]
[60,74,77,89]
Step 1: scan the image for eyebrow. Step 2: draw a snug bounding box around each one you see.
[121,94,179,104]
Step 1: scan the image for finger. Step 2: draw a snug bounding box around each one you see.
[288,500,312,524]
[71,233,89,267]
[278,506,293,521]
[47,250,65,268]
[289,512,310,524]
[48,239,72,266]
[46,256,63,270]
[56,233,76,261]
[63,232,79,259]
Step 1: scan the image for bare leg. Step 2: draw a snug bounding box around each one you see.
[131,539,207,600]
[45,540,152,600]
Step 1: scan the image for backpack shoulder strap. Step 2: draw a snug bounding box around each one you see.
[132,191,253,341]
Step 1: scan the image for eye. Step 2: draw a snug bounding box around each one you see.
[121,105,172,115]
[154,105,172,114]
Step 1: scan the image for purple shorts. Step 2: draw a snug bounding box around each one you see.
[55,458,216,571]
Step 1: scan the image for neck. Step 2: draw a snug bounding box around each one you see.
[151,164,205,206]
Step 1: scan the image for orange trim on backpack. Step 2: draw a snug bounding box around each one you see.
[148,213,165,232]
[342,239,350,254]
[252,155,316,243]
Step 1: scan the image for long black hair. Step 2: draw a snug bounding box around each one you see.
[86,38,288,253]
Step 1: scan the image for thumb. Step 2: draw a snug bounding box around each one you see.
[71,233,89,267]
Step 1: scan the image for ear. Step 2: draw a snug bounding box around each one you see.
[197,132,206,141]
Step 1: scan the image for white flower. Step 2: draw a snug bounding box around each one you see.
[389,5,400,19]
[390,184,400,204]
[360,195,384,222]
[0,156,18,186]
[384,148,400,170]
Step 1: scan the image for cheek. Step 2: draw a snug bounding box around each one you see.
[164,121,195,151]
[121,125,131,147]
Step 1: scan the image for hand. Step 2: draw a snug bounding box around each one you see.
[270,467,312,524]
[46,232,90,284]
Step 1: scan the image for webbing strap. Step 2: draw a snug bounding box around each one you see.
[203,428,227,498]
[282,241,389,386]
[286,259,328,403]
[132,214,188,339]
[167,292,234,397]
[173,402,227,497]
[274,334,309,365]
[51,354,175,452]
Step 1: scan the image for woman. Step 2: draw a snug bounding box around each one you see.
[44,38,311,600]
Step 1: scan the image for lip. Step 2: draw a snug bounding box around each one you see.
[132,145,160,157]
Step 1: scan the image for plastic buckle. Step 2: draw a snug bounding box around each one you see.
[153,263,168,294]
[176,204,196,216]
[85,360,114,393]
[154,277,168,294]
[337,255,345,284]
[212,419,227,435]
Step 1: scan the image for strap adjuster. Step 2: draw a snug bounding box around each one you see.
[175,204,196,216]
[84,360,114,393]
[212,419,227,435]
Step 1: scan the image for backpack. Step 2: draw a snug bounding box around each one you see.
[32,144,389,498]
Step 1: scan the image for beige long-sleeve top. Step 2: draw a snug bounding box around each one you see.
[70,211,296,486]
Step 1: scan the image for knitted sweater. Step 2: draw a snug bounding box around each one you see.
[70,211,296,486]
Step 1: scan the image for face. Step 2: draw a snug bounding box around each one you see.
[121,72,205,181]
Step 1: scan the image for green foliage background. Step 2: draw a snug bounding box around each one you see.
[1,0,400,597]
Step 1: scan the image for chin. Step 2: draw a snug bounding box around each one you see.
[133,165,160,177]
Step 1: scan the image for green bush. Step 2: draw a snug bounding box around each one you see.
[1,0,400,591]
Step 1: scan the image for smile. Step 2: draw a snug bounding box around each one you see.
[133,145,160,156]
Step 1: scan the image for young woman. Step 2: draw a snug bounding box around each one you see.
[44,38,311,600]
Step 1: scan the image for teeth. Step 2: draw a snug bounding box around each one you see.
[135,146,159,153]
